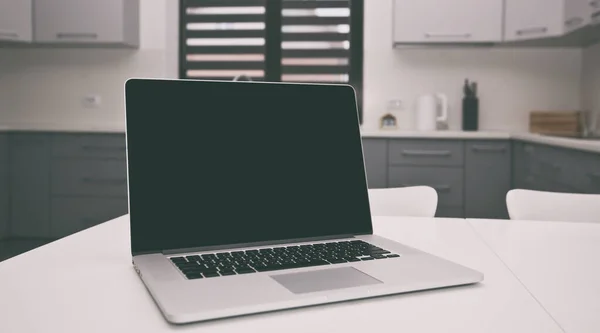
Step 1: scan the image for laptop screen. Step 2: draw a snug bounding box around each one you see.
[125,79,373,255]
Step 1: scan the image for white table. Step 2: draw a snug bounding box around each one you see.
[469,218,600,333]
[0,216,563,333]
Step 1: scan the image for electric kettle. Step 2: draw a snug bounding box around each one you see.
[416,94,448,131]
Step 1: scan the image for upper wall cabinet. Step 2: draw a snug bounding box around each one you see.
[504,0,590,41]
[0,0,33,43]
[592,0,600,25]
[393,0,503,44]
[33,0,139,47]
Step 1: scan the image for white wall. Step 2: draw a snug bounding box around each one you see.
[363,0,582,132]
[581,43,600,129]
[0,0,587,132]
[0,0,168,129]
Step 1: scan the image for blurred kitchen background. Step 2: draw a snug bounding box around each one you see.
[0,0,599,261]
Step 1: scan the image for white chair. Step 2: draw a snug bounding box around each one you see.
[506,189,600,223]
[368,186,438,217]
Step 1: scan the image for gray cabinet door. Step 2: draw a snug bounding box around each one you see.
[50,197,128,238]
[362,139,387,188]
[33,0,139,47]
[9,134,51,238]
[388,165,464,207]
[465,141,511,219]
[0,134,8,239]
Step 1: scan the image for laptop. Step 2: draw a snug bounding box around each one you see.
[124,78,483,324]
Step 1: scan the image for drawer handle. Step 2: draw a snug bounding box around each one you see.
[424,33,471,39]
[539,162,561,172]
[471,145,506,153]
[401,150,452,157]
[57,33,99,39]
[565,17,584,27]
[516,27,548,36]
[0,31,19,39]
[524,145,535,154]
[82,177,127,185]
[400,184,451,192]
[591,0,600,8]
[81,145,126,152]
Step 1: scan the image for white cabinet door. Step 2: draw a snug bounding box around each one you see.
[0,0,32,42]
[591,0,600,25]
[504,0,564,41]
[33,0,138,46]
[564,0,592,33]
[393,0,503,43]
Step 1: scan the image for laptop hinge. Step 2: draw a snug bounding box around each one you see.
[161,234,357,256]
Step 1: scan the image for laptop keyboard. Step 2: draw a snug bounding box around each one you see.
[170,240,400,280]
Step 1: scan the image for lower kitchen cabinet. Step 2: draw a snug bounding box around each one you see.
[9,134,51,238]
[50,197,128,238]
[465,141,511,219]
[0,134,8,239]
[6,132,129,240]
[362,139,387,188]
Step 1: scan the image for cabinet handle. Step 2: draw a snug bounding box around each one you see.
[591,0,600,8]
[516,27,548,36]
[401,149,452,157]
[565,17,584,27]
[471,145,507,153]
[56,33,99,39]
[424,33,472,39]
[540,162,561,173]
[0,31,19,39]
[524,145,535,154]
[81,145,126,152]
[81,177,127,185]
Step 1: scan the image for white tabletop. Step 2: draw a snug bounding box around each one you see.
[469,218,600,333]
[0,216,561,333]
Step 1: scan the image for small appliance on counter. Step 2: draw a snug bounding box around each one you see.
[462,79,479,131]
[415,93,448,131]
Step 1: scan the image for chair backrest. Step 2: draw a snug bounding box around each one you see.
[506,189,600,223]
[368,186,438,217]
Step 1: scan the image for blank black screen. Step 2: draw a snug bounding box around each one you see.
[125,79,373,255]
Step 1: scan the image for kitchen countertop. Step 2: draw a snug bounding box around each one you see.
[361,130,600,154]
[0,124,598,154]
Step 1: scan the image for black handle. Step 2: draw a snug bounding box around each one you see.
[516,27,548,36]
[471,145,507,153]
[565,17,584,27]
[401,150,452,157]
[0,31,19,38]
[56,32,98,39]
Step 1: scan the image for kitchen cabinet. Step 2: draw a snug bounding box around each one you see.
[392,0,503,43]
[0,0,32,42]
[362,139,387,188]
[49,133,128,239]
[9,134,51,238]
[564,0,593,33]
[592,0,600,25]
[504,0,590,42]
[465,141,511,219]
[33,0,139,47]
[0,135,8,239]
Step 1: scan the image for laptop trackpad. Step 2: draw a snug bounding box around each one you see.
[270,267,382,294]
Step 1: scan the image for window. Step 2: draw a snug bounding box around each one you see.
[179,0,364,122]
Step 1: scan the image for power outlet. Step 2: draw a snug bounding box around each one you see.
[82,94,102,109]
